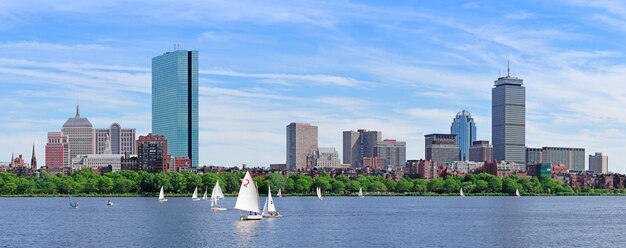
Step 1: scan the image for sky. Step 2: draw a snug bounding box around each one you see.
[1,0,626,172]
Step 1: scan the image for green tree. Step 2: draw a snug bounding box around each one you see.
[396,178,414,193]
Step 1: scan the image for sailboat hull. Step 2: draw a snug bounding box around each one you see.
[211,207,227,211]
[192,198,201,201]
[240,215,263,221]
[159,199,168,202]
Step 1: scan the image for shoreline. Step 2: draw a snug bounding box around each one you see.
[2,193,625,197]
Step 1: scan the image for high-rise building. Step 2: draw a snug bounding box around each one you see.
[374,139,406,168]
[450,110,476,161]
[152,50,199,167]
[424,134,459,164]
[526,147,585,171]
[286,122,318,170]
[492,66,525,165]
[95,123,136,154]
[525,147,542,164]
[62,105,95,163]
[469,140,493,162]
[45,131,70,168]
[138,133,169,173]
[343,129,382,167]
[311,147,341,169]
[589,152,608,174]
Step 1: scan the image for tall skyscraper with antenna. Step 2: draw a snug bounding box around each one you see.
[152,50,199,167]
[492,63,526,165]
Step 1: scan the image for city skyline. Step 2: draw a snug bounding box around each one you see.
[1,1,624,172]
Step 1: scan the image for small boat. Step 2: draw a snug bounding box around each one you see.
[202,187,208,201]
[515,188,520,197]
[235,171,262,220]
[159,186,168,202]
[277,188,282,198]
[106,200,117,206]
[69,195,79,208]
[211,181,227,211]
[460,188,465,197]
[316,187,323,201]
[191,187,200,201]
[358,187,364,198]
[262,185,282,218]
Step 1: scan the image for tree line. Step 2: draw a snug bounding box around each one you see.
[0,168,591,196]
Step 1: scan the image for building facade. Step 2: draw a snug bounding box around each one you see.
[311,147,340,169]
[152,50,199,167]
[121,153,139,172]
[425,134,459,164]
[138,133,169,173]
[363,157,385,170]
[589,152,608,174]
[417,160,438,179]
[62,105,95,163]
[343,129,382,167]
[492,69,526,165]
[450,110,476,161]
[469,140,492,162]
[45,131,70,168]
[525,147,542,164]
[526,147,585,171]
[73,154,123,172]
[286,122,318,170]
[95,123,136,154]
[374,139,406,168]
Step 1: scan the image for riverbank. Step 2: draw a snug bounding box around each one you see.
[2,192,625,197]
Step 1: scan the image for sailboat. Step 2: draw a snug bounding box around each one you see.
[191,187,200,201]
[262,185,282,218]
[460,188,465,197]
[358,187,364,198]
[316,187,323,201]
[159,186,168,202]
[211,181,227,211]
[202,187,208,201]
[515,188,520,197]
[69,195,79,208]
[234,171,262,220]
[277,189,282,197]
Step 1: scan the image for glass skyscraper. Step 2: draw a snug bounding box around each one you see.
[152,50,199,167]
[450,110,476,161]
[492,69,525,165]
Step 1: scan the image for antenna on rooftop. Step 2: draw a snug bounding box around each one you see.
[507,60,510,77]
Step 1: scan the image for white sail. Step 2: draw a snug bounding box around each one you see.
[234,171,261,213]
[277,189,282,197]
[358,187,363,197]
[192,187,198,200]
[516,188,520,196]
[159,186,166,200]
[316,187,323,200]
[212,181,225,199]
[460,188,465,197]
[202,188,208,200]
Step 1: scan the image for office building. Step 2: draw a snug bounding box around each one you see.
[363,157,385,170]
[95,123,136,154]
[526,147,542,164]
[152,50,199,167]
[311,147,340,169]
[492,66,525,165]
[343,129,382,167]
[469,140,493,162]
[286,122,318,170]
[45,131,70,168]
[138,133,169,173]
[121,153,139,172]
[525,147,585,171]
[424,134,459,164]
[450,110,476,161]
[374,139,406,168]
[62,105,95,163]
[589,152,608,174]
[417,160,439,179]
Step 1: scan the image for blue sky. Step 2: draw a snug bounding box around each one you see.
[1,0,626,172]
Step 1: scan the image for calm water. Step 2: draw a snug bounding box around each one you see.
[1,196,626,247]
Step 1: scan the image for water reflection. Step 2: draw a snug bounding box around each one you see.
[233,215,261,247]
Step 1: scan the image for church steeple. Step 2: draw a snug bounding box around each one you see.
[10,152,14,168]
[30,143,37,170]
[76,104,80,118]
